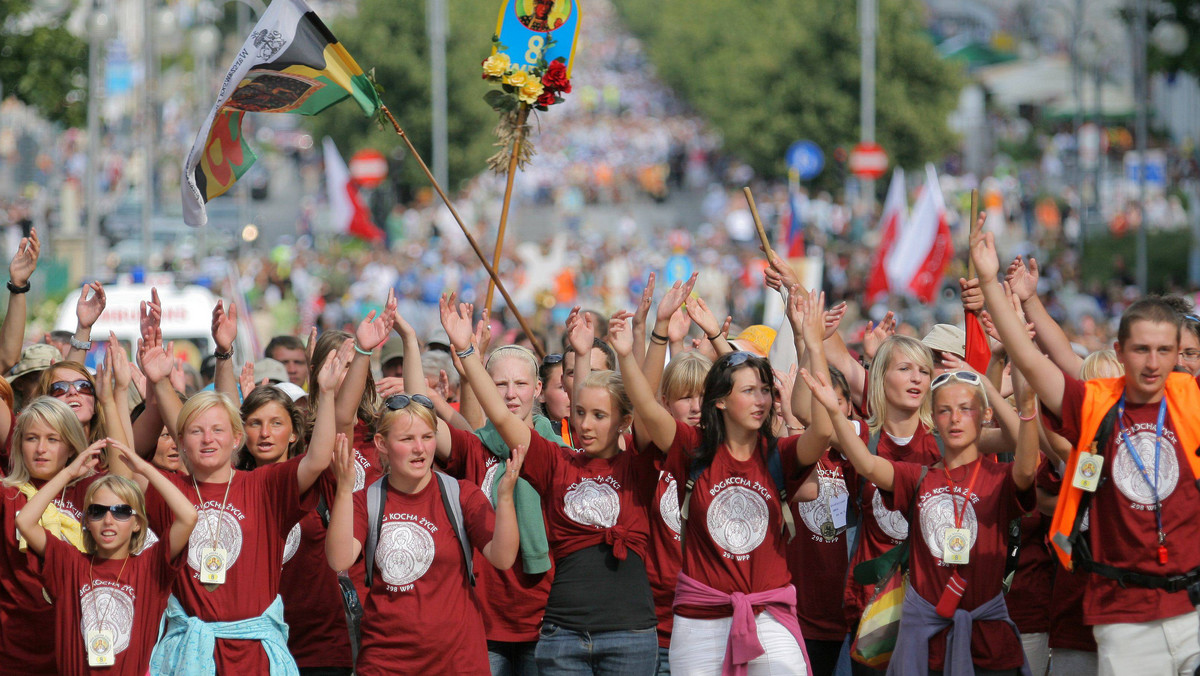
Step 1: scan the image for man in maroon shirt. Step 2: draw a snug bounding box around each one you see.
[972,229,1200,675]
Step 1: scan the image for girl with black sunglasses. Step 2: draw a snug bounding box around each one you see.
[16,437,197,676]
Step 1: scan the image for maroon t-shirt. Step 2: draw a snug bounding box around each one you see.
[144,456,315,674]
[1005,509,1052,634]
[643,453,682,648]
[665,420,803,619]
[787,449,850,641]
[885,458,1034,672]
[520,429,656,562]
[1045,371,1200,625]
[352,476,494,676]
[1036,461,1096,652]
[279,472,352,669]
[35,534,182,676]
[843,423,942,626]
[0,473,102,673]
[443,426,554,642]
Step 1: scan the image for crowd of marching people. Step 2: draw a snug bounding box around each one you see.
[4,208,1200,676]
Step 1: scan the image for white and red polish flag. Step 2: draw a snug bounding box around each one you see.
[864,168,907,303]
[885,163,952,303]
[323,137,384,242]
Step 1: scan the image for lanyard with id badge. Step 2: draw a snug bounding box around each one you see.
[193,470,235,591]
[85,556,129,667]
[1115,396,1170,565]
[941,460,982,565]
[819,460,849,540]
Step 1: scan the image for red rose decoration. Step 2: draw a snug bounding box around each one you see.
[542,60,571,93]
[536,91,557,107]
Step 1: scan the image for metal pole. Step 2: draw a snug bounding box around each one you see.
[428,0,448,189]
[141,0,157,270]
[86,2,106,279]
[1071,0,1085,245]
[859,0,877,211]
[1134,0,1149,292]
[1189,182,1200,287]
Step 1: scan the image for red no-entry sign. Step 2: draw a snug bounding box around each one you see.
[849,142,888,179]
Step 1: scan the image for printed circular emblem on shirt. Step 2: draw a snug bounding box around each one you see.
[563,480,621,528]
[707,485,768,555]
[80,586,134,655]
[872,489,909,541]
[481,463,501,504]
[282,522,301,564]
[375,521,435,587]
[1111,430,1179,505]
[187,508,243,574]
[659,478,681,535]
[919,492,978,561]
[353,451,369,492]
[798,473,848,537]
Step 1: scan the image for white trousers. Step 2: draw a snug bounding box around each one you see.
[1019,631,1049,676]
[1092,610,1200,676]
[669,613,808,676]
[1049,648,1097,675]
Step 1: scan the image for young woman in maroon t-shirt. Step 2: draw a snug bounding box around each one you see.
[620,288,833,675]
[446,295,661,675]
[805,366,1039,675]
[325,391,521,676]
[18,439,196,676]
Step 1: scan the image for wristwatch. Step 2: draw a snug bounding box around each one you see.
[7,280,30,294]
[70,337,92,351]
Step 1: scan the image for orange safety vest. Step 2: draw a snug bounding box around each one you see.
[1049,373,1200,569]
[559,416,572,447]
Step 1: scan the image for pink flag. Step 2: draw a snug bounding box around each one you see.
[323,137,384,242]
[864,169,906,303]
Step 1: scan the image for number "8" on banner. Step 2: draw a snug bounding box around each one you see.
[525,35,544,64]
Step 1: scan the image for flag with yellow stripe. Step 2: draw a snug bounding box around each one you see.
[182,0,380,226]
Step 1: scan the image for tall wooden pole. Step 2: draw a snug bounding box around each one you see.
[485,104,530,311]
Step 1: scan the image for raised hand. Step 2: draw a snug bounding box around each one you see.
[683,295,723,340]
[968,218,1000,283]
[110,438,153,476]
[655,272,698,324]
[107,333,132,392]
[139,339,175,385]
[95,350,114,404]
[439,293,474,353]
[633,272,655,331]
[211,300,238,352]
[800,368,840,414]
[497,443,526,497]
[1005,256,1040,303]
[566,306,595,355]
[140,289,163,348]
[823,301,847,339]
[775,365,797,409]
[331,433,354,487]
[76,281,107,329]
[129,364,148,398]
[305,326,318,364]
[68,440,107,480]
[606,312,634,357]
[239,362,257,397]
[764,249,799,293]
[785,284,808,334]
[393,304,416,338]
[801,289,827,344]
[473,309,493,356]
[318,338,354,394]
[376,377,405,399]
[356,289,397,352]
[959,277,984,313]
[862,311,896,362]
[8,227,40,287]
[666,308,692,343]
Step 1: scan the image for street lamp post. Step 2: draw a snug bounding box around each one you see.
[859,0,877,213]
[1133,0,1149,292]
[86,2,114,279]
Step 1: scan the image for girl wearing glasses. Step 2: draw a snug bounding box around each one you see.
[619,288,833,675]
[804,365,1039,675]
[325,385,522,676]
[17,437,196,676]
[436,342,562,676]
[35,361,111,445]
[444,295,661,675]
[0,397,118,673]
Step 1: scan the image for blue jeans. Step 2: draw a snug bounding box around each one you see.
[655,646,670,675]
[489,639,539,676]
[535,623,658,675]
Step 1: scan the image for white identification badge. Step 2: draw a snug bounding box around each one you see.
[942,527,971,565]
[200,547,228,585]
[86,628,115,667]
[829,493,849,530]
[1071,452,1103,492]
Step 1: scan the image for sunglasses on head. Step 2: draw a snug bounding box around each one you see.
[542,353,564,366]
[86,503,136,521]
[931,371,988,406]
[50,379,94,397]
[384,394,435,411]
[1185,314,1200,324]
[725,351,759,368]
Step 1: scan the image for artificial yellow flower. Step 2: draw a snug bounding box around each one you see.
[517,78,545,105]
[504,69,529,88]
[482,53,510,79]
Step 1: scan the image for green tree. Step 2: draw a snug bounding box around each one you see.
[307,0,501,193]
[0,0,88,127]
[613,0,962,186]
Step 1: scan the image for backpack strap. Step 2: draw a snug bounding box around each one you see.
[435,472,475,587]
[317,494,331,529]
[845,430,882,558]
[364,475,388,589]
[766,438,797,543]
[1001,515,1022,594]
[678,454,713,556]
